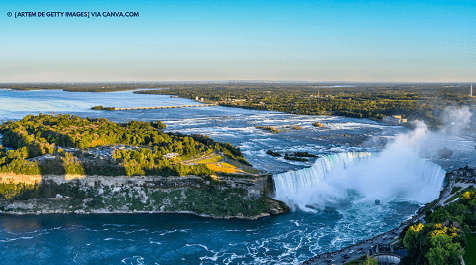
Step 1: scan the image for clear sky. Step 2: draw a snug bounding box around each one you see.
[1,0,475,82]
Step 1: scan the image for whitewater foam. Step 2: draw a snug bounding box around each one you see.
[273,151,445,210]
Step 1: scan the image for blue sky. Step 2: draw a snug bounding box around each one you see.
[1,0,475,82]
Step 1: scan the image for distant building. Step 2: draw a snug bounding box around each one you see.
[459,164,476,183]
[164,152,179,159]
[62,147,78,153]
[382,115,407,125]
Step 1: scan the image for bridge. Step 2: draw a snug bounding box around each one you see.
[115,104,217,111]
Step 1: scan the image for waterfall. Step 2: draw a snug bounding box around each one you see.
[273,152,371,197]
[273,151,446,210]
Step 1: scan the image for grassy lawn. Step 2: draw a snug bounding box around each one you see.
[450,186,463,194]
[206,163,241,173]
[223,158,251,169]
[180,155,193,161]
[343,255,366,265]
[196,154,223,164]
[184,152,261,175]
[220,162,237,168]
[223,159,260,174]
[445,186,475,204]
[180,153,205,161]
[464,234,476,265]
[242,168,260,174]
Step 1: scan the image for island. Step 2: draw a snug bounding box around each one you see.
[0,114,289,219]
[266,150,318,161]
[312,122,325,128]
[91,105,116,111]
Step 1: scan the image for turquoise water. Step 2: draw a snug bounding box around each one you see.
[0,89,470,264]
[0,204,419,265]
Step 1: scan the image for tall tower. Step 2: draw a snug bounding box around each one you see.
[471,84,473,97]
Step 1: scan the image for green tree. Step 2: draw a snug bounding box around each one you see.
[425,235,463,265]
[359,257,377,265]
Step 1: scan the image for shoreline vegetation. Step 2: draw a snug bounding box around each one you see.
[0,114,289,219]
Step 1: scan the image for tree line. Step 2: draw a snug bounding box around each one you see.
[0,114,250,177]
[399,188,476,265]
[135,83,476,128]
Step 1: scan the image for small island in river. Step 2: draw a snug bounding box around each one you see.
[0,114,288,219]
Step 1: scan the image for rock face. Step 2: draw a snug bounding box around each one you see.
[0,173,289,220]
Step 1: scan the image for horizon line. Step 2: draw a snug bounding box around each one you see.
[1,81,476,85]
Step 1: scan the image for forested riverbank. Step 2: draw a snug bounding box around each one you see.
[0,114,287,219]
[134,83,476,128]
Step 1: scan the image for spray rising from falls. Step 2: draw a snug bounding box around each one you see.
[273,150,446,210]
[273,107,474,211]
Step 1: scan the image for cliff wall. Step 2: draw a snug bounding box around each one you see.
[0,173,270,199]
[0,173,287,219]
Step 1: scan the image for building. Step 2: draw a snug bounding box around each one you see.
[164,152,179,159]
[368,244,403,265]
[382,115,407,125]
[459,164,476,183]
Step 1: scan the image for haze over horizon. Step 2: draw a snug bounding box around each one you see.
[1,0,475,83]
[2,81,476,85]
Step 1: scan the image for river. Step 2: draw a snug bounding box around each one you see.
[0,89,475,264]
